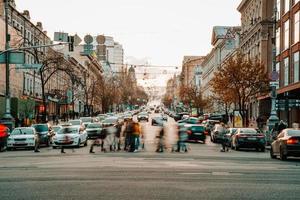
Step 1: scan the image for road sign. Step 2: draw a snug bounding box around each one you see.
[16,63,42,70]
[84,35,93,44]
[54,32,68,42]
[0,51,25,64]
[96,35,105,44]
[82,44,93,55]
[270,81,279,87]
[269,71,279,81]
[73,34,82,46]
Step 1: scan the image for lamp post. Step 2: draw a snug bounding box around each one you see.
[1,0,15,130]
[267,2,279,131]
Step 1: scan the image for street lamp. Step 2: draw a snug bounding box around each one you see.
[1,0,14,130]
[267,2,279,131]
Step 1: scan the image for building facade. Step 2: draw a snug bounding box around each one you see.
[274,0,300,126]
[181,56,204,87]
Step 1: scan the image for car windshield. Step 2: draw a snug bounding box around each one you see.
[87,123,101,129]
[80,117,92,123]
[69,120,81,125]
[58,127,78,134]
[103,118,117,124]
[32,124,48,132]
[52,126,61,132]
[11,128,34,135]
[139,112,148,116]
[287,130,300,136]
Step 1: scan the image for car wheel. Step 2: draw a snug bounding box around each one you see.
[270,147,276,159]
[76,139,81,148]
[280,146,287,161]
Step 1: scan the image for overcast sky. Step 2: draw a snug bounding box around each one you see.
[15,0,241,66]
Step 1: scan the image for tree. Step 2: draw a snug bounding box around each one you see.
[211,53,269,127]
[179,84,210,116]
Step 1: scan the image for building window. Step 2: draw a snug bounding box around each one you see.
[294,11,300,44]
[294,52,300,82]
[285,0,290,13]
[276,28,281,55]
[284,57,289,86]
[277,0,281,19]
[284,20,290,50]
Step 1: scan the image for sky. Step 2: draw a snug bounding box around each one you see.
[14,0,241,67]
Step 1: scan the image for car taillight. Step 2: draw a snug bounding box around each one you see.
[186,130,192,135]
[204,131,208,135]
[237,134,247,138]
[257,134,265,138]
[287,138,299,145]
[0,132,7,138]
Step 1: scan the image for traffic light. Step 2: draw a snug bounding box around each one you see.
[68,36,74,52]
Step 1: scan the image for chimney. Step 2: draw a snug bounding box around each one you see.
[22,10,31,20]
[36,22,43,30]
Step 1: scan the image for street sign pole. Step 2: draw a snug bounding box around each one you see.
[1,0,14,131]
[267,3,279,132]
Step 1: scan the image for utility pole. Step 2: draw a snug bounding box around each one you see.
[267,1,279,131]
[1,0,15,130]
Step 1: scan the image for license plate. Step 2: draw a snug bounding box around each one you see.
[194,133,203,135]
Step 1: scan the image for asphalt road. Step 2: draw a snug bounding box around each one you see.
[0,114,300,200]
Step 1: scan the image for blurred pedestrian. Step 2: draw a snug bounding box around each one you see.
[220,123,228,152]
[130,122,141,152]
[156,126,165,153]
[34,131,41,153]
[124,119,134,151]
[115,122,122,151]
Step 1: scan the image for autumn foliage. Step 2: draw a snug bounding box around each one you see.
[210,53,269,126]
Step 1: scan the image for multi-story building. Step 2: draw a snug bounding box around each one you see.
[272,0,300,126]
[238,0,274,121]
[181,56,204,87]
[0,0,52,121]
[201,26,240,108]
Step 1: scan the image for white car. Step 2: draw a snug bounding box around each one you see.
[52,126,88,148]
[7,127,36,150]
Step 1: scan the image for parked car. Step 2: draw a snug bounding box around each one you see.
[7,127,36,150]
[137,112,149,122]
[31,124,54,146]
[0,124,9,151]
[270,129,300,160]
[52,126,88,148]
[210,124,227,143]
[231,128,266,152]
[224,128,238,147]
[101,117,120,127]
[184,124,206,143]
[86,123,102,139]
[178,117,200,125]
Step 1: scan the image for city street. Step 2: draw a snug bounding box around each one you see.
[0,115,300,200]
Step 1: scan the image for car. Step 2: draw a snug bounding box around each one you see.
[137,112,149,122]
[68,119,85,130]
[270,129,300,160]
[178,117,200,125]
[86,123,102,139]
[7,127,36,150]
[31,124,54,146]
[184,124,206,143]
[202,120,220,136]
[154,108,160,113]
[80,117,93,127]
[174,112,189,121]
[52,126,88,148]
[101,117,120,127]
[231,128,266,152]
[0,124,9,151]
[210,124,227,143]
[151,117,166,126]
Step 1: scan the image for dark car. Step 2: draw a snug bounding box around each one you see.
[137,112,149,122]
[31,124,54,146]
[185,124,206,143]
[151,117,166,126]
[270,129,300,160]
[86,123,102,139]
[174,112,189,121]
[0,124,9,151]
[231,128,266,152]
